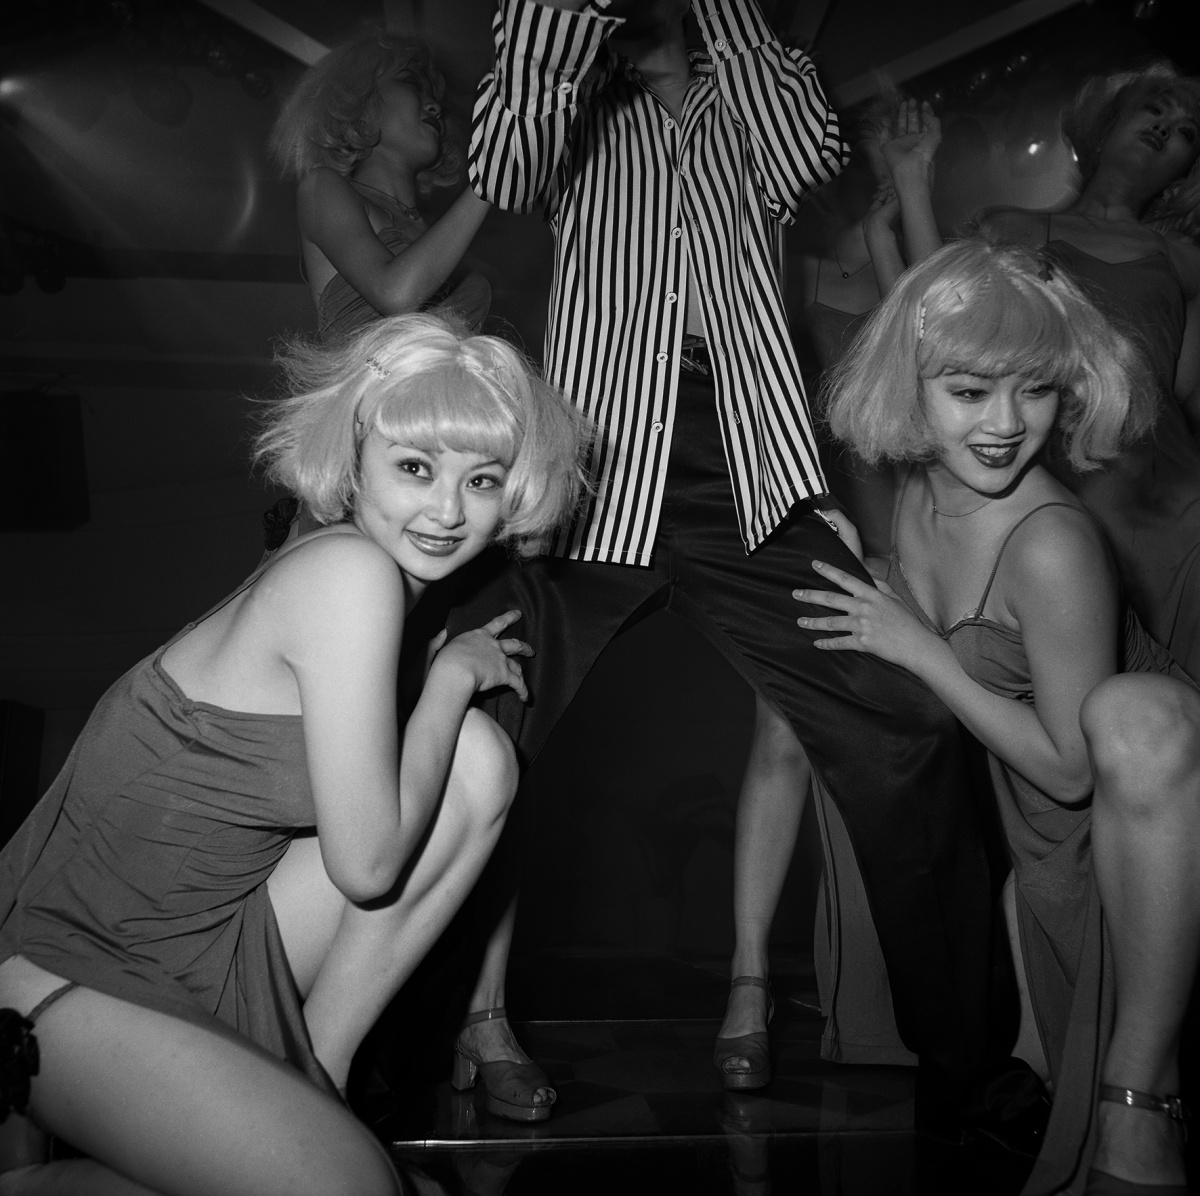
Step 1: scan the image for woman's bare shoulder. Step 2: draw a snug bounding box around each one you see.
[258,530,404,626]
[298,166,353,199]
[296,168,362,225]
[1002,501,1112,604]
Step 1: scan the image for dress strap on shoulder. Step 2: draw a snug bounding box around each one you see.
[162,564,270,649]
[889,468,913,556]
[976,501,1079,614]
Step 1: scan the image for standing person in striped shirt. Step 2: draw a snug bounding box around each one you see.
[445,0,1001,1128]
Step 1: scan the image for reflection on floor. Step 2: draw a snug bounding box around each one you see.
[359,956,1037,1195]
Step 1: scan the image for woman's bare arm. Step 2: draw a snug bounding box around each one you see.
[299,168,490,315]
[795,506,1119,802]
[276,536,524,903]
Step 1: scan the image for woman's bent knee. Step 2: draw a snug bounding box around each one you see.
[301,1133,402,1196]
[1083,674,1200,805]
[451,708,519,824]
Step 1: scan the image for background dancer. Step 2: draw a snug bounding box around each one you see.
[271,32,493,342]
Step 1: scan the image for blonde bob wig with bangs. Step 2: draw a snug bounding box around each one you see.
[825,237,1156,473]
[256,313,592,557]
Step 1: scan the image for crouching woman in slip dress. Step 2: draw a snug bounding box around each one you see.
[797,238,1200,1195]
[0,313,588,1196]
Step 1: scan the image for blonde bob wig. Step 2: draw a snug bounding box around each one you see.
[256,313,592,557]
[825,238,1156,472]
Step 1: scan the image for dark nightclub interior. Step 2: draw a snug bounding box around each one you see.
[2,0,1199,1193]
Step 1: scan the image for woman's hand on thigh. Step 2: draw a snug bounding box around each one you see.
[793,559,946,671]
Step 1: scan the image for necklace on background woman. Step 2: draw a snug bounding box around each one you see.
[832,243,870,280]
[351,180,423,224]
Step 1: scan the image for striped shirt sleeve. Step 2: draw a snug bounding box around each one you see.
[469,0,621,215]
[694,0,848,223]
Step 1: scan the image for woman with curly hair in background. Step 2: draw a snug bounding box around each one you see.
[271,32,492,341]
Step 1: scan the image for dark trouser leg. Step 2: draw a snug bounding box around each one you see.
[659,372,995,1088]
[441,550,664,768]
[437,547,665,1004]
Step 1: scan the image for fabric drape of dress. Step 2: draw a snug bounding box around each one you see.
[0,582,336,1096]
[793,285,915,1068]
[884,483,1190,1196]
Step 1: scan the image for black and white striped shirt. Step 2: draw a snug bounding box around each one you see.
[470,0,847,563]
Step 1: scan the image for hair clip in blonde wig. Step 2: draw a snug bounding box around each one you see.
[917,304,926,341]
[366,356,391,380]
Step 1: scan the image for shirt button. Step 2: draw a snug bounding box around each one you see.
[656,352,668,363]
[557,82,572,93]
[714,38,727,51]
[672,227,682,239]
[664,117,675,130]
[666,292,677,303]
[651,421,664,433]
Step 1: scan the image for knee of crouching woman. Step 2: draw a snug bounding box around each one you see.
[453,708,520,827]
[1082,674,1200,817]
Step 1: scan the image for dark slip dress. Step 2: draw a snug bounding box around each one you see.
[0,574,335,1095]
[885,484,1188,1196]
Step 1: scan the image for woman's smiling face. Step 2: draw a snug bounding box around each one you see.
[352,430,508,595]
[922,370,1061,496]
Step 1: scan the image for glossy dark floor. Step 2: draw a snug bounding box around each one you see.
[359,955,1037,1196]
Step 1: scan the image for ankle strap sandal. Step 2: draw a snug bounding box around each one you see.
[1098,1085,1190,1129]
[1083,1086,1192,1196]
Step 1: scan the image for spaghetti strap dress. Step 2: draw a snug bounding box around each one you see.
[885,477,1190,1196]
[1042,223,1200,682]
[0,574,335,1096]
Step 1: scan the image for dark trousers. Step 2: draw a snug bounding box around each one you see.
[444,370,996,1086]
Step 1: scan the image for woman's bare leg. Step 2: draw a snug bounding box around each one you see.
[453,894,554,1098]
[718,696,811,1065]
[269,708,519,1089]
[1081,673,1200,1186]
[0,967,399,1196]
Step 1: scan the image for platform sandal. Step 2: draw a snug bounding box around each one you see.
[713,977,774,1091]
[451,1007,556,1124]
[1084,1084,1191,1195]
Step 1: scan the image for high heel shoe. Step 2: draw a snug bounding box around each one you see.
[713,977,774,1091]
[1083,1085,1191,1195]
[451,1007,556,1123]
